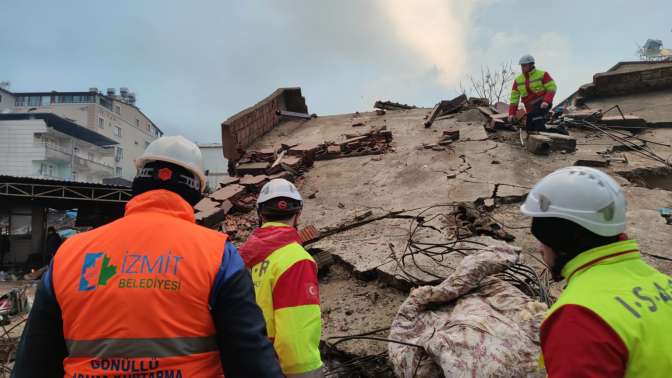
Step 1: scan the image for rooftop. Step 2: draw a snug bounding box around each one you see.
[0,113,118,146]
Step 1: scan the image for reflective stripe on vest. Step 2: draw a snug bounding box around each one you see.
[52,190,227,377]
[541,240,672,377]
[66,336,218,358]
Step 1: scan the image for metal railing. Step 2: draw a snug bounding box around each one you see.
[41,142,114,170]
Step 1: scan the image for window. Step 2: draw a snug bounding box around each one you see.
[115,167,122,177]
[135,119,140,127]
[99,96,113,110]
[98,117,104,128]
[114,105,120,115]
[115,147,123,162]
[40,163,54,177]
[27,96,41,106]
[1,212,33,237]
[41,96,51,106]
[113,126,122,137]
[0,213,32,237]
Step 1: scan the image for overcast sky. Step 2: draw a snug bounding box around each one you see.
[2,0,670,142]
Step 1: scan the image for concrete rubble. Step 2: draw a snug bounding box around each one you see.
[209,75,672,375]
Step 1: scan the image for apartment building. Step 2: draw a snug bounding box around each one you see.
[0,113,117,182]
[3,86,162,181]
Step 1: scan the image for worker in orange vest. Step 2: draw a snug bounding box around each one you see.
[239,179,323,377]
[13,136,282,377]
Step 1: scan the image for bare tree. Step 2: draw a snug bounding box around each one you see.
[460,63,516,105]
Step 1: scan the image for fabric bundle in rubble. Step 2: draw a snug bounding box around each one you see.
[388,245,548,378]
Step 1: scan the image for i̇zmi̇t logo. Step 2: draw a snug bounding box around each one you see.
[79,252,183,292]
[79,253,117,291]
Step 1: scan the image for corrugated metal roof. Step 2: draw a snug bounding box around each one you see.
[0,174,130,189]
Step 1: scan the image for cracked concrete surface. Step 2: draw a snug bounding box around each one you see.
[247,107,672,357]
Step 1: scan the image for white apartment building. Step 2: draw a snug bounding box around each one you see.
[198,143,229,191]
[1,86,162,181]
[0,113,118,182]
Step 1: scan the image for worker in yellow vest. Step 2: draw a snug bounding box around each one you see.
[239,179,323,377]
[508,54,559,132]
[521,166,672,377]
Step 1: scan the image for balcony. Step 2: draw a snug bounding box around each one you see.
[41,141,114,174]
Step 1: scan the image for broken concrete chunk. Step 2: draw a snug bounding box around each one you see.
[564,109,601,120]
[194,197,219,213]
[195,207,227,227]
[526,134,553,155]
[574,158,610,167]
[599,115,648,130]
[236,161,270,176]
[218,176,241,188]
[210,184,246,202]
[239,175,269,191]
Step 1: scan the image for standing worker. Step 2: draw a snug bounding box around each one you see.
[13,136,282,377]
[239,179,323,377]
[521,166,672,377]
[508,54,558,132]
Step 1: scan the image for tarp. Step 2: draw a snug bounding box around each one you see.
[388,245,547,377]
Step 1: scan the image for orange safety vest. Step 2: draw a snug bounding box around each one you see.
[52,189,226,377]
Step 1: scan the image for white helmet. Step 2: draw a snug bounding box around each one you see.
[519,54,535,65]
[135,135,206,192]
[520,166,627,236]
[257,179,303,207]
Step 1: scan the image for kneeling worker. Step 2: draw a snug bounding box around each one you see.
[239,179,323,377]
[13,136,281,377]
[521,166,672,377]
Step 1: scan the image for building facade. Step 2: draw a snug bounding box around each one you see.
[2,86,162,181]
[0,113,118,183]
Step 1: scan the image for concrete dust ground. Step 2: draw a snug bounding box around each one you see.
[249,107,672,360]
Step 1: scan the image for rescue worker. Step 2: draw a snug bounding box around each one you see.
[520,166,672,377]
[508,54,558,132]
[239,179,323,377]
[13,136,282,377]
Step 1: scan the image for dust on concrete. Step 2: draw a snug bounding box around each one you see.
[247,105,672,360]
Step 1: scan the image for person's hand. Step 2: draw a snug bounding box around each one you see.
[540,102,549,109]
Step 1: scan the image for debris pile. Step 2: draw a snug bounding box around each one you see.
[317,127,394,160]
[424,94,469,128]
[373,100,416,111]
[453,204,515,241]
